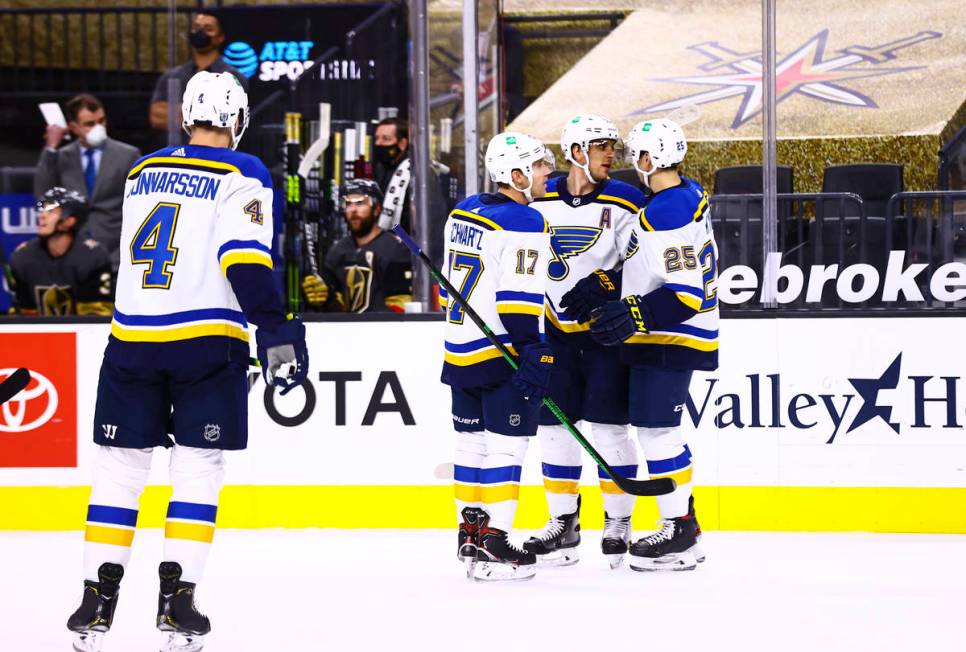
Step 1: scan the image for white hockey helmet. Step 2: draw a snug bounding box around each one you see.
[624,118,687,186]
[182,71,250,150]
[560,114,621,184]
[485,131,555,202]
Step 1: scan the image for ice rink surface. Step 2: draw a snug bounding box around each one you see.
[3,528,964,652]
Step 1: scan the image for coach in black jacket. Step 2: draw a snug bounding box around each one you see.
[34,94,141,271]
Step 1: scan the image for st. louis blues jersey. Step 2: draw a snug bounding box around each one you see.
[105,145,285,369]
[620,177,719,370]
[440,193,551,388]
[531,175,643,341]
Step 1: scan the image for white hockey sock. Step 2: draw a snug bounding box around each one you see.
[453,430,485,517]
[83,446,153,581]
[537,424,582,517]
[163,445,226,585]
[592,423,638,519]
[637,427,693,519]
[480,431,528,532]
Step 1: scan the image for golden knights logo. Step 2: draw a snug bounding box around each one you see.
[34,285,74,316]
[344,265,373,313]
[548,226,602,281]
[634,29,941,129]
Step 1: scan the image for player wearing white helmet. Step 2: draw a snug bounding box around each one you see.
[525,115,644,569]
[442,131,553,582]
[584,118,718,571]
[67,70,309,652]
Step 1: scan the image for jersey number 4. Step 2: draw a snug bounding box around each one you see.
[447,250,483,324]
[130,202,180,289]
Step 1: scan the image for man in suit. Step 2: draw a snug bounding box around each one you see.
[35,94,141,272]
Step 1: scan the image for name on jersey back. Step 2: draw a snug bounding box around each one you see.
[126,170,221,200]
[450,221,484,251]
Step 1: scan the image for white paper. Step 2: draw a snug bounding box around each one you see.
[38,102,67,127]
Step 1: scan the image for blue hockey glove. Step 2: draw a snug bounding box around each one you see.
[256,314,309,395]
[511,342,554,404]
[560,268,620,323]
[590,296,648,346]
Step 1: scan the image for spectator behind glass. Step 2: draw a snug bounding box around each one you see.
[9,187,113,316]
[302,179,413,313]
[34,94,141,272]
[149,11,249,143]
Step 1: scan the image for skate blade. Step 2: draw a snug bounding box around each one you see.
[73,631,105,652]
[161,632,206,652]
[605,553,625,570]
[629,551,697,572]
[535,548,579,567]
[472,561,536,582]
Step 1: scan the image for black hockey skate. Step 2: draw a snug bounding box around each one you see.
[690,496,706,564]
[67,562,124,652]
[157,562,210,652]
[601,513,632,569]
[458,507,484,577]
[523,495,580,567]
[473,512,536,582]
[629,513,699,572]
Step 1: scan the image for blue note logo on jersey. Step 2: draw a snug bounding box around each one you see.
[548,226,602,281]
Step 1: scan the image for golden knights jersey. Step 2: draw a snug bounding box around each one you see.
[530,176,644,340]
[106,145,278,368]
[440,193,551,388]
[621,177,719,370]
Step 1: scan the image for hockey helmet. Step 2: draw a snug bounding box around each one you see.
[37,186,89,230]
[342,178,384,206]
[624,119,687,186]
[560,114,621,184]
[484,131,554,202]
[182,71,250,150]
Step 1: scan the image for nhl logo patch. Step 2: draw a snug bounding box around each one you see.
[571,197,581,207]
[203,424,221,442]
[509,414,521,427]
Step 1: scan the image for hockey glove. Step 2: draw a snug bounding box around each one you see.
[511,342,554,404]
[590,296,648,346]
[560,268,620,323]
[255,314,309,395]
[302,274,329,309]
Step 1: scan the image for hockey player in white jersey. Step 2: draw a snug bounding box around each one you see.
[442,132,554,581]
[588,118,716,571]
[525,115,644,568]
[66,71,309,651]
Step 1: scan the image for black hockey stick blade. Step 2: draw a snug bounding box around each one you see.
[0,367,30,404]
[393,225,676,497]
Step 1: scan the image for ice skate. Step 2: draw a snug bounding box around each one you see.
[458,507,484,578]
[473,512,536,582]
[601,513,631,569]
[690,496,706,563]
[67,562,124,652]
[523,496,580,567]
[157,562,210,652]
[629,514,699,572]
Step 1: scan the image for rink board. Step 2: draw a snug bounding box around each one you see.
[1,319,965,532]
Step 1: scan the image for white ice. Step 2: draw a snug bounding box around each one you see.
[3,529,964,651]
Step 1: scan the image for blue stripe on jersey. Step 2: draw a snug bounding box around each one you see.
[542,462,582,480]
[166,501,218,523]
[597,464,638,479]
[661,324,719,339]
[217,239,272,259]
[453,465,481,483]
[87,504,139,527]
[479,466,522,484]
[445,334,513,354]
[646,445,692,475]
[495,290,543,304]
[113,308,247,327]
[665,283,704,298]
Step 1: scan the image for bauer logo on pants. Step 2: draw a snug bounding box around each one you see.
[0,333,77,467]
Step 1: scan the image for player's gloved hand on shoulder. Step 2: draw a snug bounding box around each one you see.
[301,274,329,309]
[560,268,620,323]
[590,296,647,346]
[511,342,554,404]
[256,314,309,395]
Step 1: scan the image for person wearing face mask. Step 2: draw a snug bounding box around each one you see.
[9,187,113,316]
[149,11,248,142]
[303,178,413,313]
[34,94,141,273]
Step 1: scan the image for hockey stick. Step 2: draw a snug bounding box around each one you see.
[299,103,331,282]
[0,368,30,405]
[393,226,675,497]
